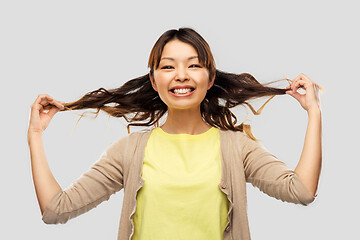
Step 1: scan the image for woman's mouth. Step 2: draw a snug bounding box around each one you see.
[169,88,195,97]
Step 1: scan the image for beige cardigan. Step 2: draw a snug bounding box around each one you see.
[42,129,316,240]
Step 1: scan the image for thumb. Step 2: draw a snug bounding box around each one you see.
[286,89,301,101]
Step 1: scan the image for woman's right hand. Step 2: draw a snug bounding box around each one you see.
[28,94,65,135]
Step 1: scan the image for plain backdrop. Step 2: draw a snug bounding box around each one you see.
[1,0,359,239]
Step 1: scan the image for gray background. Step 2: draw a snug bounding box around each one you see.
[1,0,359,239]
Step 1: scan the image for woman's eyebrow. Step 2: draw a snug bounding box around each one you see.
[160,56,198,61]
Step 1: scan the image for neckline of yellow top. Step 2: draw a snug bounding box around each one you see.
[153,126,218,141]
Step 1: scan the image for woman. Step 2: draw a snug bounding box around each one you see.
[28,27,322,240]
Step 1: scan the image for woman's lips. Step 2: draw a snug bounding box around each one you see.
[169,89,195,97]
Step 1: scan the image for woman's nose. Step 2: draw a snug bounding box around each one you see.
[175,67,189,82]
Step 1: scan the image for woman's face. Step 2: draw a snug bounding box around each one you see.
[150,39,214,111]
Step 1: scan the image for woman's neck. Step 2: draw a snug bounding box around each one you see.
[160,107,212,135]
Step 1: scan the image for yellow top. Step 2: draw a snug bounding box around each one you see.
[131,126,229,240]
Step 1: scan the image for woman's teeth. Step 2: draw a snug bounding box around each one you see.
[173,88,192,94]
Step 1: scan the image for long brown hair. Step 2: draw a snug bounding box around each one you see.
[60,28,300,141]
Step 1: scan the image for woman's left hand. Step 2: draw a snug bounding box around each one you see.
[285,73,321,112]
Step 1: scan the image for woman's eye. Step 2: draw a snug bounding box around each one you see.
[190,64,201,68]
[161,65,173,69]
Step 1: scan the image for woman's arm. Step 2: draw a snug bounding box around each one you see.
[40,138,125,224]
[285,73,323,198]
[242,73,322,205]
[28,132,62,215]
[242,134,316,205]
[294,107,322,197]
[28,94,125,224]
[28,94,65,215]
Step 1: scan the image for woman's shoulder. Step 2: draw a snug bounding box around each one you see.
[219,129,260,148]
[219,128,248,138]
[104,129,153,156]
[112,128,153,146]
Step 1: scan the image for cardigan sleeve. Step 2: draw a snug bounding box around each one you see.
[41,137,126,224]
[241,134,316,206]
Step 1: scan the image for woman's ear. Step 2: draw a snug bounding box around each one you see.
[207,75,215,90]
[149,73,158,92]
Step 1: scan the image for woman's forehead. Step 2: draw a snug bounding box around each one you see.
[161,40,198,58]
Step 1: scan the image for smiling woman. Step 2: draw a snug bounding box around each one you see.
[28,27,321,240]
[60,28,292,140]
[149,39,214,128]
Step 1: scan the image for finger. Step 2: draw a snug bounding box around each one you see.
[299,73,313,82]
[36,94,53,101]
[43,101,64,110]
[48,98,65,109]
[290,75,302,91]
[47,107,60,119]
[292,79,310,93]
[31,100,45,112]
[30,103,44,123]
[54,100,65,110]
[43,105,54,110]
[290,79,300,93]
[292,74,302,83]
[286,88,302,101]
[296,74,314,86]
[35,94,53,106]
[39,96,54,106]
[36,94,64,109]
[291,73,312,87]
